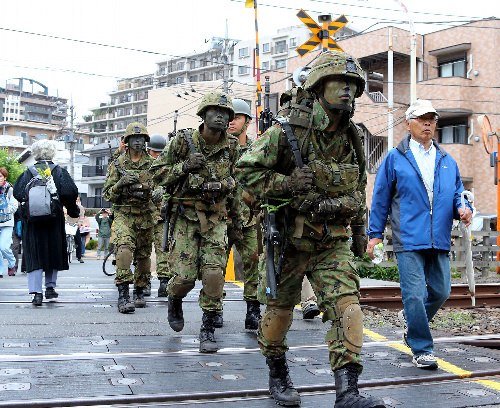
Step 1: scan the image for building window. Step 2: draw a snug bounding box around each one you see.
[262,43,270,53]
[262,61,270,72]
[274,40,287,54]
[238,66,250,75]
[438,120,468,144]
[275,59,286,70]
[439,58,466,77]
[176,77,184,84]
[190,60,196,69]
[176,62,185,71]
[289,37,297,47]
[239,47,249,58]
[189,75,198,82]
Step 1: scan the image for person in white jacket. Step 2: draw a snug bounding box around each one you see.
[0,167,19,277]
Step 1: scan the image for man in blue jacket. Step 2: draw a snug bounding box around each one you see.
[367,99,472,370]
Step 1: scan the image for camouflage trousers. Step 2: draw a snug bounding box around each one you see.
[154,221,172,280]
[167,215,227,312]
[230,225,259,301]
[257,237,363,372]
[112,212,153,287]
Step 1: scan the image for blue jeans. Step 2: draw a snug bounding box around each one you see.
[0,226,16,275]
[395,250,451,356]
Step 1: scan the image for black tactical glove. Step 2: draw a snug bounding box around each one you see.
[182,153,205,174]
[115,173,139,189]
[284,165,314,194]
[151,187,164,204]
[315,198,341,214]
[351,225,367,258]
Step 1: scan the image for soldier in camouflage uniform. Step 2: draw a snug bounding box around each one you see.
[227,98,261,330]
[103,122,155,314]
[236,51,386,408]
[147,134,172,297]
[151,92,240,353]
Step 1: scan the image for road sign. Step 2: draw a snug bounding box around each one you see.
[296,9,348,57]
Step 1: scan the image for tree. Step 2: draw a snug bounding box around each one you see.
[0,148,25,184]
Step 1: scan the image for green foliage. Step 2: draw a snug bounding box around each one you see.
[0,148,25,184]
[355,255,400,282]
[86,238,98,250]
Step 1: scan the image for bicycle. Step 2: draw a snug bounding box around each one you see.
[65,223,78,263]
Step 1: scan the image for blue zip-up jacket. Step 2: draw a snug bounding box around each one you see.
[368,135,466,252]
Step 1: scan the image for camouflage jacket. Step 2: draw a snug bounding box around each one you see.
[234,139,258,228]
[151,127,240,227]
[103,151,155,222]
[236,107,367,239]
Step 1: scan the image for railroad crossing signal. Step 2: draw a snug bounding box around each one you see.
[296,9,348,57]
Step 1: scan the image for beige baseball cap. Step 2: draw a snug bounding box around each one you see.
[405,99,438,120]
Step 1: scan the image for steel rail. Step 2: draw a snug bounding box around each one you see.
[360,283,500,309]
[0,369,498,407]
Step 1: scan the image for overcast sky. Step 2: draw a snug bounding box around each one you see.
[0,0,497,121]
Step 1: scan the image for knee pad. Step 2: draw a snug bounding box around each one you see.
[136,257,151,274]
[201,266,225,298]
[325,295,363,354]
[115,246,133,270]
[260,307,293,346]
[169,276,195,298]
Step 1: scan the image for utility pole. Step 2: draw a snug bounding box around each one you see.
[214,22,238,94]
[69,104,75,179]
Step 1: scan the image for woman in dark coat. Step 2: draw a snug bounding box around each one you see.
[13,139,80,306]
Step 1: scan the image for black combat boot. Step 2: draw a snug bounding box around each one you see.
[157,278,169,297]
[199,311,219,353]
[266,354,301,406]
[245,300,261,330]
[117,283,135,314]
[143,282,151,297]
[213,312,223,328]
[334,364,386,408]
[133,287,146,308]
[167,296,184,332]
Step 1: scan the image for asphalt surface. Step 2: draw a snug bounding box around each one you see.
[0,253,499,407]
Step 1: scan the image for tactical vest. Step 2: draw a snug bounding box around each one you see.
[175,128,238,208]
[275,89,366,212]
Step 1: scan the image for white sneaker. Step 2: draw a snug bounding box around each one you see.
[398,309,409,348]
[412,354,438,370]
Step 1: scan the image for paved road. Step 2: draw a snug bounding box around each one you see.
[0,254,499,407]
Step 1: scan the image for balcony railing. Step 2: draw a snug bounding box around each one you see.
[368,91,388,103]
[82,165,107,177]
[81,196,111,209]
[364,130,388,174]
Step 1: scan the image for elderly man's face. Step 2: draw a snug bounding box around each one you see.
[406,113,438,145]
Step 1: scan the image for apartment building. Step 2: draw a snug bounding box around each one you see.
[0,77,68,144]
[155,39,235,88]
[262,18,499,214]
[84,74,153,144]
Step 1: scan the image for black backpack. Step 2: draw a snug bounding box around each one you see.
[24,165,59,222]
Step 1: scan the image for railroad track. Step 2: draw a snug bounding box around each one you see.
[1,368,499,407]
[360,283,500,309]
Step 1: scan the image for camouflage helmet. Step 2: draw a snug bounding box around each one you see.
[123,122,150,143]
[196,92,235,121]
[303,50,365,98]
[232,98,252,119]
[147,134,167,152]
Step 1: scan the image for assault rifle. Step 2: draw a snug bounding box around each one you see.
[264,210,281,299]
